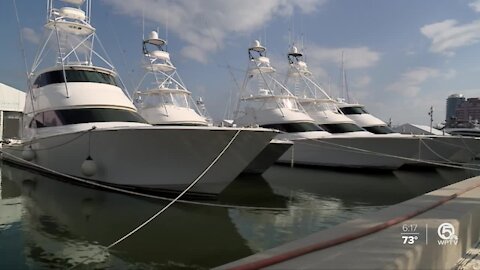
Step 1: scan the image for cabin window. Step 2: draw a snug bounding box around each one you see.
[339,106,368,115]
[261,122,323,133]
[30,108,147,128]
[33,69,119,88]
[363,125,395,134]
[320,123,365,133]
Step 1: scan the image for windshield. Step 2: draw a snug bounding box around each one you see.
[142,92,191,109]
[33,69,119,88]
[320,123,365,133]
[261,122,323,133]
[363,125,395,134]
[339,106,369,115]
[30,108,147,128]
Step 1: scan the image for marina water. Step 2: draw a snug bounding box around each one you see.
[1,162,478,269]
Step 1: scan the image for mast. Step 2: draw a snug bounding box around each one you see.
[340,51,351,103]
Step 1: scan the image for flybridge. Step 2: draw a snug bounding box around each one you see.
[31,0,113,78]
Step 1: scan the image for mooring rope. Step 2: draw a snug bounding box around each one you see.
[418,136,455,163]
[4,127,97,152]
[294,137,480,171]
[65,129,242,269]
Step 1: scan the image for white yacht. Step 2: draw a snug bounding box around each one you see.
[132,31,291,174]
[1,0,277,196]
[133,31,210,126]
[336,101,480,164]
[232,40,425,169]
[285,46,480,165]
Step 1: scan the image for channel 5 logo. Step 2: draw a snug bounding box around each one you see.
[437,222,458,245]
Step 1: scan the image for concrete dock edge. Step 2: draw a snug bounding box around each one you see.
[215,175,480,269]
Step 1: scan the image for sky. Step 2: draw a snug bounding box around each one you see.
[2,0,480,126]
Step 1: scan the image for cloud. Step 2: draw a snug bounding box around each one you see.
[443,68,456,80]
[352,75,371,88]
[420,19,480,56]
[21,27,40,45]
[386,67,440,97]
[305,45,381,69]
[386,67,456,98]
[102,0,328,63]
[469,0,480,12]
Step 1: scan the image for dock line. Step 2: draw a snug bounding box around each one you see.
[67,129,242,269]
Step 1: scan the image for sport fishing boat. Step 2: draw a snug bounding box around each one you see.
[286,45,480,166]
[1,0,277,196]
[133,30,210,126]
[132,30,291,174]
[232,40,422,169]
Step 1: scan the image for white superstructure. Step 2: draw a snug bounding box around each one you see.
[285,46,372,137]
[133,31,209,126]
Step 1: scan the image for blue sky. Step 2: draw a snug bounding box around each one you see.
[2,0,480,125]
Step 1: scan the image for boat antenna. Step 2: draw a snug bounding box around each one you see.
[142,7,145,39]
[263,25,267,49]
[107,14,135,92]
[339,51,351,103]
[165,1,169,51]
[428,106,434,133]
[12,0,37,137]
[344,64,350,103]
[12,0,31,89]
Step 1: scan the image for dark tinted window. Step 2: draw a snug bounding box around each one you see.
[363,125,395,134]
[261,122,323,133]
[30,108,147,128]
[33,69,119,88]
[320,123,365,133]
[339,106,368,115]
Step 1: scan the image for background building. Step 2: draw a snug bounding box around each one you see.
[0,83,25,141]
[446,94,465,124]
[455,97,480,123]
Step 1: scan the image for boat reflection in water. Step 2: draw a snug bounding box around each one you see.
[2,162,478,269]
[227,164,479,253]
[2,163,255,269]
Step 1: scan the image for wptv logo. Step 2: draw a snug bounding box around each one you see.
[437,222,458,245]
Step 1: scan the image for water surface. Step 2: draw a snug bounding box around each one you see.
[0,162,477,269]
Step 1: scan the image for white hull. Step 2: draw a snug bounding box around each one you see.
[445,128,480,137]
[279,135,477,169]
[277,136,421,169]
[2,126,276,196]
[242,139,293,174]
[426,136,480,163]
